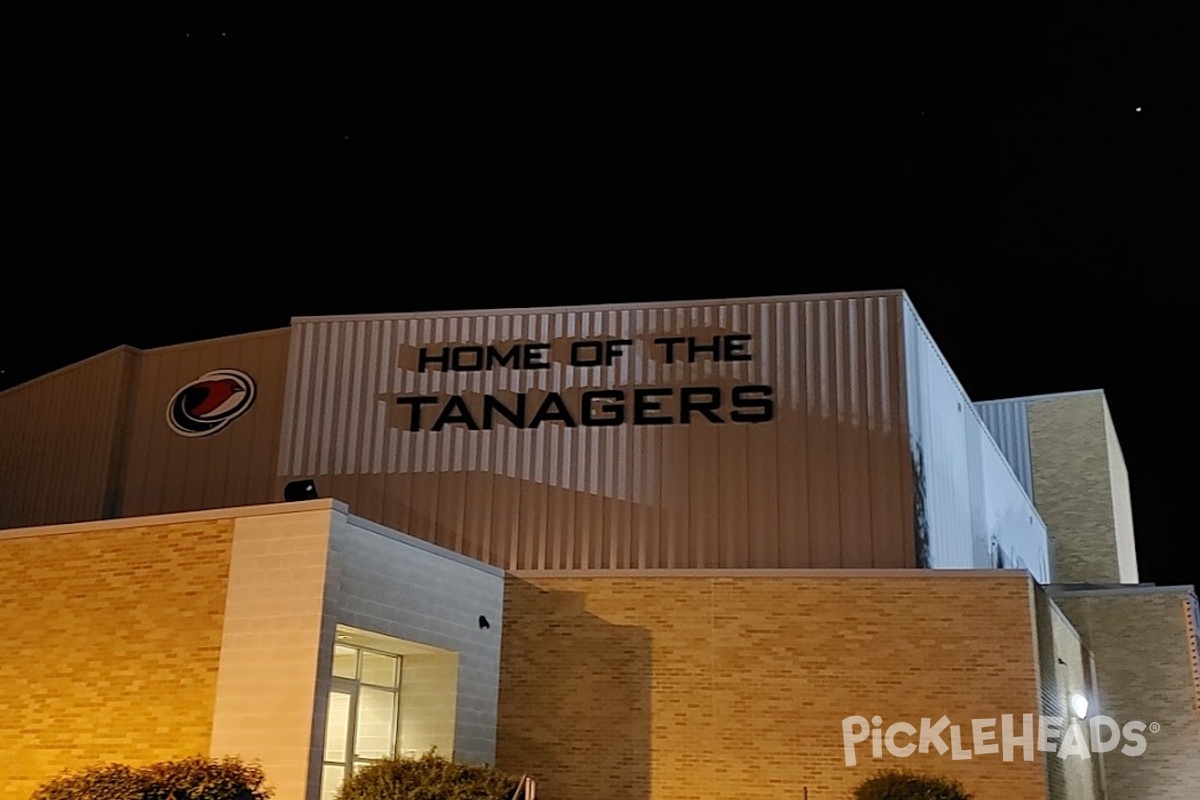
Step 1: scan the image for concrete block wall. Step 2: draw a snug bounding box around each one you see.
[323,511,505,766]
[208,505,336,800]
[1050,586,1200,800]
[497,570,1063,800]
[0,517,236,800]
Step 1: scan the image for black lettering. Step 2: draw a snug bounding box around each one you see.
[730,385,774,422]
[418,347,450,372]
[654,336,686,363]
[451,346,484,371]
[680,387,723,423]
[723,334,752,361]
[486,345,521,369]
[571,341,604,367]
[529,392,576,427]
[395,396,440,431]
[431,396,480,431]
[524,344,550,368]
[581,390,624,426]
[605,339,633,365]
[482,394,526,429]
[633,388,673,425]
[687,336,721,362]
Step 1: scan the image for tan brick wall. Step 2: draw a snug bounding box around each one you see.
[1051,589,1200,800]
[497,572,1053,800]
[1034,589,1103,800]
[0,520,234,800]
[1101,400,1138,584]
[1028,393,1123,584]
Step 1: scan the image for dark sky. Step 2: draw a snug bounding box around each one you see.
[2,3,1193,589]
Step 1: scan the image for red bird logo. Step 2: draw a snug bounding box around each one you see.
[187,378,244,417]
[167,369,257,437]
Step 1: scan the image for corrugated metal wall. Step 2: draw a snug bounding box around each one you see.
[975,398,1035,499]
[277,293,915,570]
[0,347,135,528]
[119,329,292,517]
[903,298,1051,582]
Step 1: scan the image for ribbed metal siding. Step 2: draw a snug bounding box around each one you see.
[119,329,292,517]
[903,299,1050,581]
[975,399,1034,500]
[0,347,134,528]
[278,294,914,571]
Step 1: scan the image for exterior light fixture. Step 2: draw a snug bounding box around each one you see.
[1069,692,1089,719]
[284,479,319,502]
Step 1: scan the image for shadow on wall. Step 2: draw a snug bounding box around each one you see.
[495,580,651,800]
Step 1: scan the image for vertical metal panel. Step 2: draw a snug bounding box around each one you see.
[119,329,291,517]
[278,293,913,571]
[0,348,133,528]
[903,298,1050,582]
[975,399,1035,499]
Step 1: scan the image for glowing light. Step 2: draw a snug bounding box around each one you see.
[1069,692,1089,719]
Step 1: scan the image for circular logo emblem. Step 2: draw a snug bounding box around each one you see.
[166,369,257,438]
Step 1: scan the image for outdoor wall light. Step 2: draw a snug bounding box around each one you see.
[284,479,319,502]
[1069,692,1090,719]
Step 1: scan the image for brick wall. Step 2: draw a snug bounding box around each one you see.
[1034,588,1103,800]
[1051,588,1200,800]
[0,519,234,799]
[1027,393,1124,584]
[497,571,1056,800]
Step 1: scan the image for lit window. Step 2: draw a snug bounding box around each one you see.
[320,643,401,800]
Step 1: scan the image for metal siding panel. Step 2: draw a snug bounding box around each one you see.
[277,294,911,571]
[903,299,1050,581]
[807,300,841,567]
[0,349,131,528]
[975,399,1035,500]
[119,329,291,518]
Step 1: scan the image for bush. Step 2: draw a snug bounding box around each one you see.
[335,751,521,800]
[30,756,272,800]
[853,769,974,800]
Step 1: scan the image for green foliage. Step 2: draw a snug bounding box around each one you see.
[853,769,974,800]
[335,750,521,800]
[30,756,272,800]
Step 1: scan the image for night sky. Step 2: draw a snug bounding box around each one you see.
[2,3,1192,590]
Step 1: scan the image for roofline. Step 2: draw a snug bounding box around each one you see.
[0,498,346,541]
[289,289,911,324]
[975,388,1106,405]
[508,567,1033,580]
[0,328,291,396]
[0,344,137,399]
[1045,583,1198,599]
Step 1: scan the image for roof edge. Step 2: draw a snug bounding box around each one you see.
[0,499,346,541]
[508,567,1033,580]
[289,289,910,324]
[0,344,140,398]
[976,388,1106,405]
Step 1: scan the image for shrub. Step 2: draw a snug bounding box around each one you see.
[853,769,974,800]
[335,750,521,800]
[30,756,272,800]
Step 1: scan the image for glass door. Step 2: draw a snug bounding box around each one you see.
[320,644,402,800]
